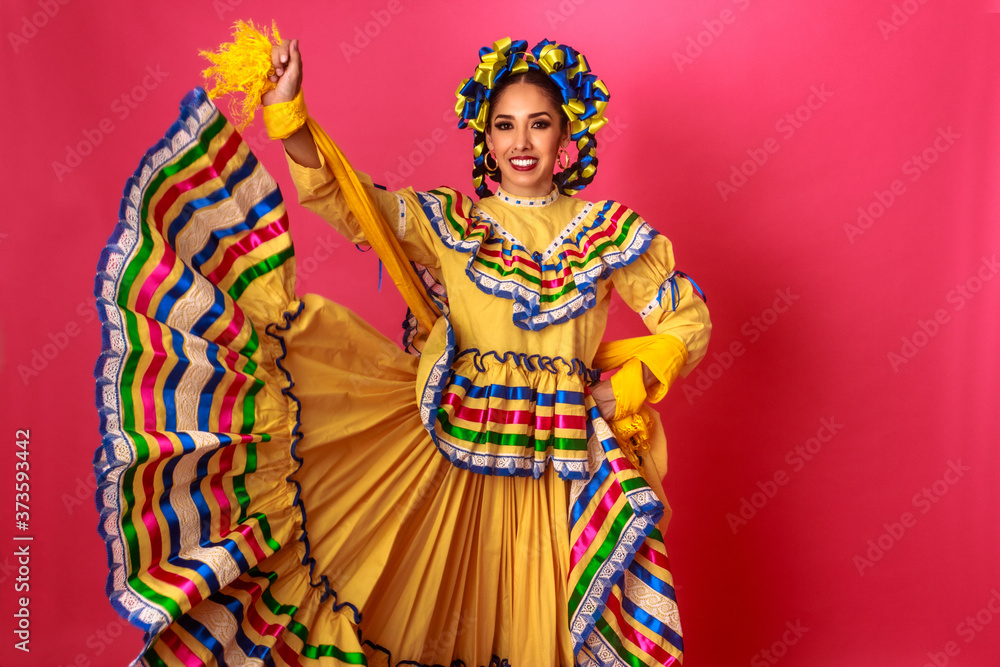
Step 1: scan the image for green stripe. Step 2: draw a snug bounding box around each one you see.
[431,189,471,237]
[569,503,634,611]
[250,513,282,552]
[437,411,587,452]
[115,112,228,602]
[232,441,255,524]
[248,567,369,664]
[143,646,169,667]
[119,112,228,309]
[239,379,264,435]
[565,210,639,272]
[620,477,648,494]
[595,616,645,667]
[227,246,294,300]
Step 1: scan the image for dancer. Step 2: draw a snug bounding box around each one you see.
[94,29,710,666]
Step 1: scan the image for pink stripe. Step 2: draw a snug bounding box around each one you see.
[210,441,235,535]
[204,216,289,284]
[228,577,303,666]
[134,246,177,315]
[638,540,671,571]
[478,246,542,273]
[140,318,168,430]
[159,627,203,666]
[604,589,677,663]
[534,413,587,431]
[217,348,244,433]
[442,394,587,433]
[571,481,622,568]
[213,303,245,349]
[151,131,243,232]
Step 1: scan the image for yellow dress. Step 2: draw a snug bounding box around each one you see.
[93,88,710,667]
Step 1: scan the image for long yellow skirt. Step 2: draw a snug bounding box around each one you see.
[283,295,575,666]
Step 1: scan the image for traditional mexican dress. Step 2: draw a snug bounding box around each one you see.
[94,88,710,667]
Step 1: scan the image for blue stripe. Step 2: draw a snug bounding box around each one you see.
[190,188,283,271]
[161,328,187,432]
[621,593,684,650]
[570,457,611,526]
[164,150,258,248]
[449,374,585,404]
[157,433,224,593]
[153,263,196,323]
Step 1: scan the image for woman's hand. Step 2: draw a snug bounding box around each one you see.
[590,379,617,421]
[262,38,302,106]
[261,38,319,168]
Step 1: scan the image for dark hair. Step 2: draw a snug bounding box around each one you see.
[489,69,569,131]
[471,69,598,198]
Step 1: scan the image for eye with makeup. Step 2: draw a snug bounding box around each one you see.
[493,120,552,130]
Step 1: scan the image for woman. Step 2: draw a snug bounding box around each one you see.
[94,33,710,667]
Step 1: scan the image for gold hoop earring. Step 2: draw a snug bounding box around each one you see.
[484,150,499,172]
[558,147,571,170]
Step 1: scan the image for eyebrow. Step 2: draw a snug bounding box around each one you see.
[493,112,553,120]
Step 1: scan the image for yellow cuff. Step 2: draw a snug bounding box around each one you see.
[263,88,308,140]
[611,357,647,421]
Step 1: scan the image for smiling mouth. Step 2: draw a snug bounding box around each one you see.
[509,156,538,171]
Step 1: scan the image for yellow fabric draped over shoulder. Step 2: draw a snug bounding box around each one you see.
[263,90,442,332]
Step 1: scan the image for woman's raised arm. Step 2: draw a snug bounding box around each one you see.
[262,38,320,168]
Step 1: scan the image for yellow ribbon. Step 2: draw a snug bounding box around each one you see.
[592,335,688,469]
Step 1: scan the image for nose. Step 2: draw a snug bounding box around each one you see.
[512,124,532,151]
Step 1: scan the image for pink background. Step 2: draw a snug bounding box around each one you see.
[1,1,998,665]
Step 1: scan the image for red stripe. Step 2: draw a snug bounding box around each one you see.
[152,130,243,233]
[638,539,672,572]
[571,480,622,568]
[210,437,235,535]
[133,131,243,313]
[204,215,289,285]
[563,205,625,260]
[477,245,542,273]
[213,303,245,349]
[227,576,303,666]
[604,589,677,664]
[158,627,202,665]
[441,394,587,432]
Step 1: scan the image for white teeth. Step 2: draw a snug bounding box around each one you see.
[510,157,537,167]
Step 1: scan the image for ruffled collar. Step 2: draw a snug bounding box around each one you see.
[494,185,559,208]
[417,188,658,331]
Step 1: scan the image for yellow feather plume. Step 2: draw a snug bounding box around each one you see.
[200,19,282,130]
